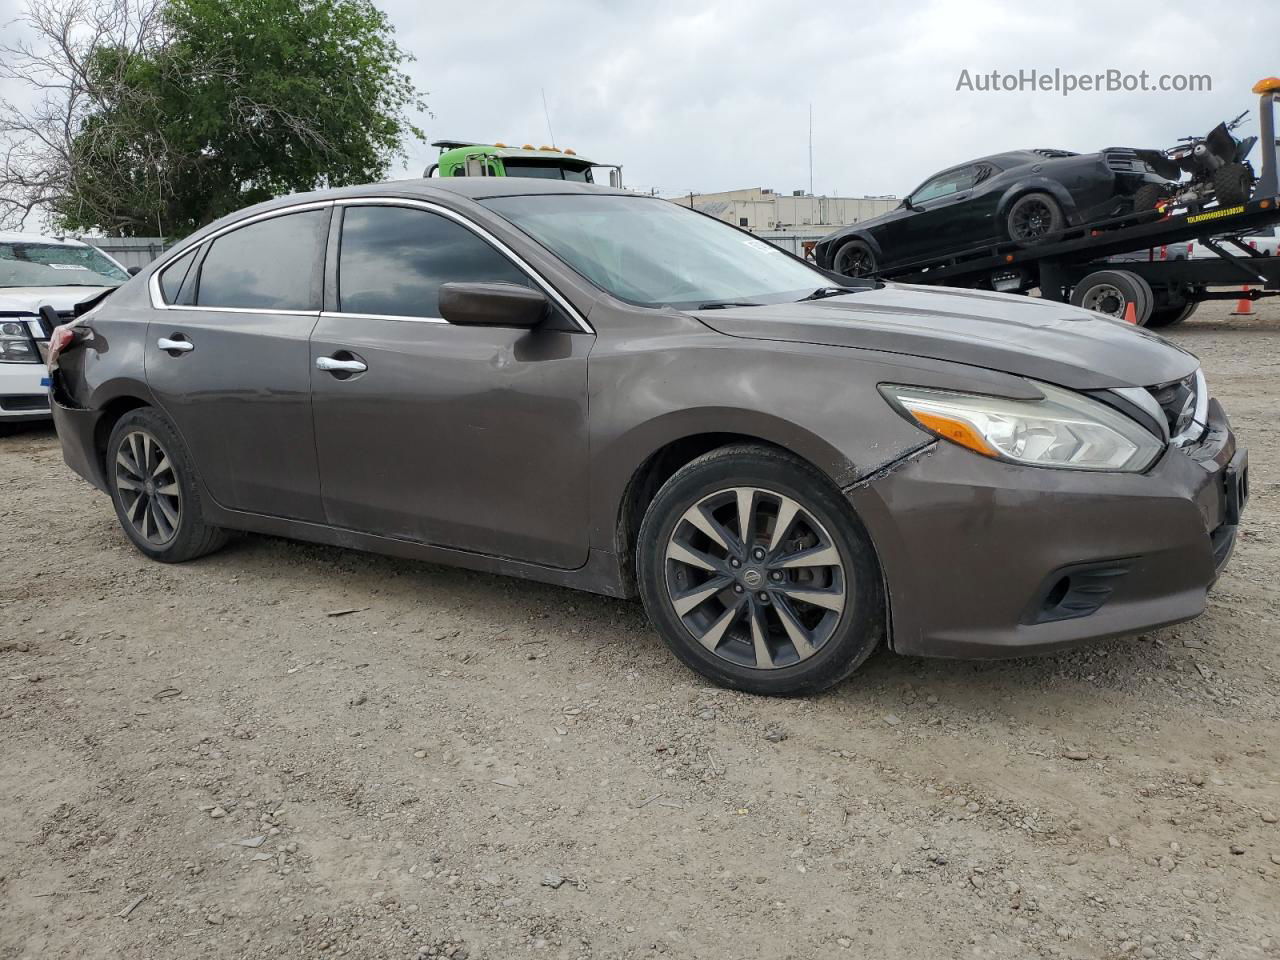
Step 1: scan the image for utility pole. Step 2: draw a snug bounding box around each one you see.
[808,103,814,197]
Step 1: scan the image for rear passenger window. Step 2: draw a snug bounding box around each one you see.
[158,247,198,304]
[196,210,327,310]
[337,205,530,318]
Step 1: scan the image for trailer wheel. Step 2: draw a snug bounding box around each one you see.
[1212,163,1252,206]
[832,239,877,278]
[1007,192,1064,245]
[1069,270,1153,325]
[1145,300,1199,329]
[1132,183,1168,212]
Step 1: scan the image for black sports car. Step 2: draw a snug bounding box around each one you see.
[816,149,1173,278]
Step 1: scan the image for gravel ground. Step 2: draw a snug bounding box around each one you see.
[1,299,1278,960]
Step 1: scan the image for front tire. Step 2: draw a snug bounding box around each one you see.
[636,445,884,696]
[1132,183,1168,213]
[832,239,877,278]
[106,408,228,563]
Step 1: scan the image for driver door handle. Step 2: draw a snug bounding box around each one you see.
[157,337,194,353]
[316,356,368,374]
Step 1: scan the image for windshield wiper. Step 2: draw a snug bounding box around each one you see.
[695,300,765,310]
[797,286,861,302]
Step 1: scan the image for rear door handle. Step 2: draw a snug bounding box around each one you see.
[157,336,193,353]
[316,356,368,374]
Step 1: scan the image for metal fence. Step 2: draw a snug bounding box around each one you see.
[756,231,830,259]
[85,237,169,270]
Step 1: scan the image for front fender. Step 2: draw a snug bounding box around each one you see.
[584,315,939,552]
[817,228,882,269]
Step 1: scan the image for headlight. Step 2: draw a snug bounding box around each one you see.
[0,319,39,364]
[881,380,1164,472]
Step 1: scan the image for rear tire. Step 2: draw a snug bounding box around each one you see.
[1006,192,1065,245]
[1145,300,1199,329]
[832,239,877,279]
[1069,269,1154,325]
[106,407,228,563]
[636,444,884,697]
[1212,163,1252,206]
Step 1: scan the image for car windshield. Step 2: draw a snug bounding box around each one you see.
[0,240,128,288]
[482,194,837,308]
[501,161,593,182]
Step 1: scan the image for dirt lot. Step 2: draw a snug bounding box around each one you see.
[1,300,1278,960]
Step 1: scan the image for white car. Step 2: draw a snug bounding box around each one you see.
[1,233,129,423]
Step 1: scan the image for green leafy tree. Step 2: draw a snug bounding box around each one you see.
[0,0,425,236]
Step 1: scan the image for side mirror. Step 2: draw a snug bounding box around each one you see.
[608,169,622,188]
[127,265,142,276]
[438,282,548,328]
[901,197,914,211]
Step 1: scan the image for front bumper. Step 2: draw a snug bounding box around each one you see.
[848,397,1243,658]
[0,363,51,421]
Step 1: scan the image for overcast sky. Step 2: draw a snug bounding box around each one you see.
[390,0,1277,197]
[1,0,1277,202]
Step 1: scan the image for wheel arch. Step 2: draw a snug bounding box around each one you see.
[995,178,1078,223]
[607,415,860,596]
[92,393,152,479]
[830,230,882,263]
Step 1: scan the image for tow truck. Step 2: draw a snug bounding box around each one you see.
[424,140,623,187]
[840,78,1280,328]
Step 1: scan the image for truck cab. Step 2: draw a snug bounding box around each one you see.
[424,140,622,187]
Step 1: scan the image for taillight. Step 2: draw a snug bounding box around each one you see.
[47,324,78,370]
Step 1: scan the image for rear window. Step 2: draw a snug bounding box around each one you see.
[158,247,198,304]
[195,210,327,310]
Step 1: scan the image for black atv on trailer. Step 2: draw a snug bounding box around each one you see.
[820,78,1280,329]
[1136,111,1258,212]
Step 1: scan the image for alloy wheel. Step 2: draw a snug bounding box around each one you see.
[1080,283,1126,317]
[114,429,182,546]
[835,246,874,278]
[663,486,847,670]
[1011,199,1054,240]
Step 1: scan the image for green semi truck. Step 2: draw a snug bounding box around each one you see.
[424,140,623,187]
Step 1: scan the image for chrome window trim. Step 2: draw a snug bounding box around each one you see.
[148,200,335,311]
[331,197,593,334]
[319,310,446,325]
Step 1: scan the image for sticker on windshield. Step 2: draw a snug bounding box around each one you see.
[740,238,773,254]
[49,263,90,270]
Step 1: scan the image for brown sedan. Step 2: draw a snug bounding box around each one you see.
[47,179,1247,695]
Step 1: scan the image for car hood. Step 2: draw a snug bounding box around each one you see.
[0,285,114,315]
[691,283,1198,390]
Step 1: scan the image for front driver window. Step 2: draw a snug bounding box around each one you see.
[910,166,979,206]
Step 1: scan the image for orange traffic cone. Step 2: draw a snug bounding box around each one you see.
[1123,301,1138,325]
[1232,286,1254,316]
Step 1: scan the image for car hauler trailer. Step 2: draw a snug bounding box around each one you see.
[838,78,1280,328]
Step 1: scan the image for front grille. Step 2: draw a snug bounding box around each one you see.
[1147,372,1198,439]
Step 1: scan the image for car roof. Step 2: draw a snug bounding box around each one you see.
[213,178,637,223]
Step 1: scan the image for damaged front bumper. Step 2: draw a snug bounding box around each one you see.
[846,398,1244,659]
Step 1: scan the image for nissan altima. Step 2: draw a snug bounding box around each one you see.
[48,179,1247,696]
